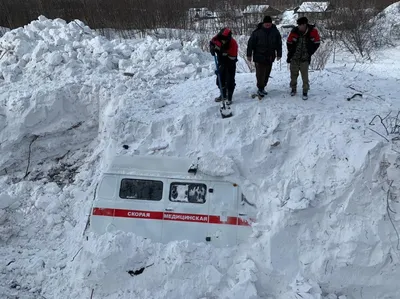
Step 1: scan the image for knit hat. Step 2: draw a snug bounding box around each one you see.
[218,27,232,41]
[297,17,308,25]
[263,15,272,23]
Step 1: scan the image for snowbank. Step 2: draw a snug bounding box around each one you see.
[0,16,213,173]
[1,16,400,299]
[280,10,298,26]
[372,1,400,45]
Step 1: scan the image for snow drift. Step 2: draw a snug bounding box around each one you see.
[372,1,400,46]
[0,16,213,174]
[1,8,400,299]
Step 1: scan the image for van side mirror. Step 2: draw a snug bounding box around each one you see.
[188,158,200,174]
[208,188,213,193]
[187,167,197,174]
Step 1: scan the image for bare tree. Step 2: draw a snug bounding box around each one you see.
[310,40,333,70]
[1,0,398,31]
[326,0,381,59]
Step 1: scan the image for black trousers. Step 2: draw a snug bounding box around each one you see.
[216,62,236,101]
[255,62,273,90]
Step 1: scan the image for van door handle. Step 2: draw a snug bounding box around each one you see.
[165,208,174,211]
[238,213,247,216]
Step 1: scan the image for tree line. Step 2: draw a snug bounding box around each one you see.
[0,0,397,29]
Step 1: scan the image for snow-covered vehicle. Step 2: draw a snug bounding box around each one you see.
[89,155,256,247]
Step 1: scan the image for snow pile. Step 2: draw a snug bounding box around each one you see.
[0,16,213,173]
[280,10,298,26]
[0,192,15,209]
[198,152,237,177]
[1,16,400,299]
[72,231,248,299]
[373,1,400,44]
[278,10,297,38]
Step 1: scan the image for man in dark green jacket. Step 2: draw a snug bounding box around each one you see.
[286,17,321,100]
[246,15,282,97]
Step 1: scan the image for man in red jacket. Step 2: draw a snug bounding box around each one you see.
[287,17,320,100]
[210,27,238,105]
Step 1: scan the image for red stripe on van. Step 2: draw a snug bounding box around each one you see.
[92,207,114,217]
[114,209,164,220]
[208,215,237,225]
[92,208,252,226]
[237,218,252,226]
[164,212,208,223]
[92,208,163,220]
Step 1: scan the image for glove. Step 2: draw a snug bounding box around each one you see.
[210,47,215,56]
[210,43,216,56]
[210,45,221,57]
[286,57,291,63]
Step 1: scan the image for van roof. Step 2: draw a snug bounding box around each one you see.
[105,155,226,181]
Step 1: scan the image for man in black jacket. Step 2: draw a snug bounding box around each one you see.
[247,15,282,97]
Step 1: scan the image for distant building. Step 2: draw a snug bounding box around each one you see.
[242,4,282,32]
[295,2,334,23]
[188,7,216,22]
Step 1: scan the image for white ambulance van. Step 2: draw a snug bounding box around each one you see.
[89,155,257,247]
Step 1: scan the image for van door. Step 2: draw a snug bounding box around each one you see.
[237,192,257,243]
[208,182,238,247]
[91,175,118,234]
[108,176,165,242]
[162,179,210,244]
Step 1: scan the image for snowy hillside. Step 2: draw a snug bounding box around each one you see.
[1,5,400,299]
[373,1,400,45]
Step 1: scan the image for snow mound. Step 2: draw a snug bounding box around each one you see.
[198,152,237,177]
[280,10,298,26]
[71,231,253,299]
[0,192,15,209]
[0,16,213,173]
[372,1,400,45]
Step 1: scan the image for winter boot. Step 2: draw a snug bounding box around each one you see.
[226,90,233,105]
[215,87,227,102]
[257,89,266,97]
[215,96,225,102]
[302,91,308,100]
[290,89,296,96]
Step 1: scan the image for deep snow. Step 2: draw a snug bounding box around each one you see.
[1,3,400,299]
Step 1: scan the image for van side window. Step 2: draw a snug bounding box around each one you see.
[169,182,207,203]
[119,179,163,201]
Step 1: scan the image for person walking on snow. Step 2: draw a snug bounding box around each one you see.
[210,27,238,105]
[246,15,282,97]
[286,17,320,100]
